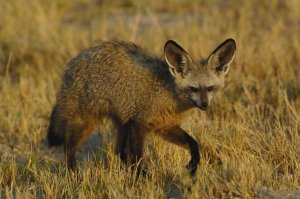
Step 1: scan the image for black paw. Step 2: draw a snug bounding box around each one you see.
[139,168,148,177]
[133,168,148,181]
[186,160,198,177]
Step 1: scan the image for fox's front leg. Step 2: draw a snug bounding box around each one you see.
[117,120,145,176]
[116,120,134,163]
[162,126,200,176]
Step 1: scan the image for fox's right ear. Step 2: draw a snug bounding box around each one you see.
[207,39,236,75]
[164,40,194,77]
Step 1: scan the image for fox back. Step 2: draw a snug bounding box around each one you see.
[47,39,236,174]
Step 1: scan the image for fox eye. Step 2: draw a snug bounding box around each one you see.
[189,86,198,92]
[207,86,214,92]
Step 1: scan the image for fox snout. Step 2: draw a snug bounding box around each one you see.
[193,101,208,111]
[189,90,210,111]
[198,102,208,111]
[190,98,209,111]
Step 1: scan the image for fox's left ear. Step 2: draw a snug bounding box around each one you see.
[164,40,194,77]
[207,39,236,75]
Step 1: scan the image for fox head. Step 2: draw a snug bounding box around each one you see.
[164,39,236,111]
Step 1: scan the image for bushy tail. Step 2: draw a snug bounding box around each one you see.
[47,105,65,147]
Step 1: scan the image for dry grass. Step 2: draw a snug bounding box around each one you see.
[0,0,299,198]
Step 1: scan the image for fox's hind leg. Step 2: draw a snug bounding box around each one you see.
[64,114,97,170]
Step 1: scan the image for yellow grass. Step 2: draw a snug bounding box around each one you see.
[0,0,299,198]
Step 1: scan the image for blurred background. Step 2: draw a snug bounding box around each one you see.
[1,0,299,79]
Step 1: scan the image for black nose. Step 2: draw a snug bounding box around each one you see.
[201,102,208,108]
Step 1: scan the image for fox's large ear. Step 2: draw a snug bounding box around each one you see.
[164,40,194,77]
[207,39,236,75]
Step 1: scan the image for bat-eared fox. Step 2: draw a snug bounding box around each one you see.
[47,39,236,176]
